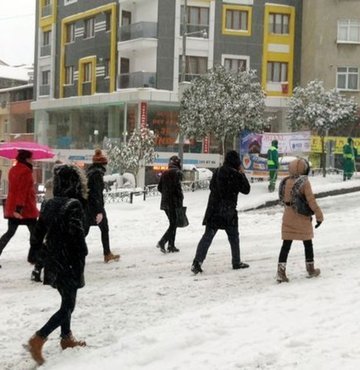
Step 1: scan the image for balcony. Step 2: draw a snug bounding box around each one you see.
[118,72,156,89]
[39,85,50,96]
[180,24,209,38]
[119,22,157,41]
[41,4,52,18]
[40,45,51,57]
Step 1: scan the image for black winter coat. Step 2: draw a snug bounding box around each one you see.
[158,164,183,210]
[203,164,250,229]
[31,196,88,289]
[86,164,106,224]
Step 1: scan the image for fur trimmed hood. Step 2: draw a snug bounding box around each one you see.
[53,164,88,200]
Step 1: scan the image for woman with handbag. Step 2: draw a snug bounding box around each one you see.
[277,157,324,283]
[156,155,184,253]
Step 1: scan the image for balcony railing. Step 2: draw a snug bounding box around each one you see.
[41,4,52,17]
[119,22,158,41]
[180,24,209,38]
[39,85,50,96]
[40,44,51,57]
[118,72,156,89]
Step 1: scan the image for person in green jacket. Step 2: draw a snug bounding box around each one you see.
[343,137,357,181]
[267,139,279,192]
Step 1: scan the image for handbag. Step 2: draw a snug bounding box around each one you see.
[175,206,189,228]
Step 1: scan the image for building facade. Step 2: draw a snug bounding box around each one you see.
[32,0,302,179]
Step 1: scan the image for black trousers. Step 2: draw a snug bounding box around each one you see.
[194,225,241,266]
[278,239,314,263]
[38,286,77,339]
[159,208,177,248]
[85,210,111,256]
[0,218,37,262]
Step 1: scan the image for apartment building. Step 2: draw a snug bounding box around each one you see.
[302,0,360,108]
[31,0,301,174]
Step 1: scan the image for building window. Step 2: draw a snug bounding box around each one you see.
[84,18,95,39]
[179,56,208,81]
[43,30,51,46]
[83,63,92,82]
[65,66,74,85]
[338,20,360,43]
[181,6,209,37]
[121,11,131,26]
[224,58,247,73]
[105,11,111,32]
[226,9,248,31]
[42,70,50,85]
[267,62,288,82]
[66,23,75,43]
[104,59,110,78]
[337,67,359,90]
[269,13,289,34]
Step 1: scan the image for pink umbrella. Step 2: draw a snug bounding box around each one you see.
[0,141,55,160]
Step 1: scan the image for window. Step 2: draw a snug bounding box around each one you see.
[83,63,92,82]
[226,9,248,31]
[338,20,360,43]
[42,30,51,46]
[179,56,208,81]
[121,11,131,26]
[267,62,288,82]
[104,59,110,78]
[224,58,247,73]
[105,11,111,32]
[66,23,75,43]
[181,6,209,36]
[269,13,289,34]
[65,66,74,85]
[337,67,359,90]
[42,70,50,85]
[84,18,95,39]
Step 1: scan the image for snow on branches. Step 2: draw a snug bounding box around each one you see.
[179,65,268,151]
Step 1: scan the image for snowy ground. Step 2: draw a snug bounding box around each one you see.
[1,174,360,370]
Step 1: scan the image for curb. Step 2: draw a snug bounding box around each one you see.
[243,186,360,212]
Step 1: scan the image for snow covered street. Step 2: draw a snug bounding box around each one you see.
[1,175,360,370]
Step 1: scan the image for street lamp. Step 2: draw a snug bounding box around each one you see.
[178,0,208,168]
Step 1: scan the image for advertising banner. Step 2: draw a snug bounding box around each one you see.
[260,132,311,154]
[311,136,360,154]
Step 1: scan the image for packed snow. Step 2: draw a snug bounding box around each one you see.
[1,174,360,370]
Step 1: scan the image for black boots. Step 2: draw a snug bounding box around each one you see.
[191,260,203,274]
[168,245,179,253]
[233,262,249,269]
[156,242,166,254]
[31,269,42,282]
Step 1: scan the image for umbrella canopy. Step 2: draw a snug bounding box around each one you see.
[0,141,55,160]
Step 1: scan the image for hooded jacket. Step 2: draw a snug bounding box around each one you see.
[158,162,183,210]
[280,158,324,241]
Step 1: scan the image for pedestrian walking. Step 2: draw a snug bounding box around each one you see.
[342,137,357,181]
[0,150,39,268]
[156,155,184,253]
[277,157,324,283]
[191,150,250,274]
[267,139,279,192]
[86,149,119,263]
[27,164,88,366]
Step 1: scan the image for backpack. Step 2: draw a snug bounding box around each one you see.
[279,176,314,216]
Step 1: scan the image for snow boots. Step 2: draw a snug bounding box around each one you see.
[60,332,87,350]
[306,262,320,278]
[28,333,47,365]
[156,242,167,254]
[276,263,289,283]
[104,252,120,263]
[191,260,203,275]
[168,245,179,253]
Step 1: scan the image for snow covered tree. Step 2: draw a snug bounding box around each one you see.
[287,80,358,176]
[106,127,158,186]
[179,65,268,154]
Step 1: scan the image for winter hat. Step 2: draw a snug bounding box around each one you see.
[347,137,353,144]
[16,149,32,162]
[224,150,241,170]
[92,148,108,165]
[271,139,278,148]
[169,155,181,169]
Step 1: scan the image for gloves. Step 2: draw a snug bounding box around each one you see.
[315,221,322,229]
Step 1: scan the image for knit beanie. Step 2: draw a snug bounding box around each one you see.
[92,148,108,165]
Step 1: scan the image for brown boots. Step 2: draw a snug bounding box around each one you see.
[276,263,289,283]
[28,333,47,365]
[306,262,321,278]
[60,332,87,350]
[104,252,120,263]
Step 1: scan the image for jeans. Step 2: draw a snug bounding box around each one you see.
[278,239,314,263]
[0,218,37,262]
[159,208,177,247]
[194,225,241,265]
[38,287,77,338]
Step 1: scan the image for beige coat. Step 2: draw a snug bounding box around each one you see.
[281,159,324,240]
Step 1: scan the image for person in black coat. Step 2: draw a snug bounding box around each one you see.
[86,149,119,263]
[27,164,89,366]
[191,150,251,274]
[156,155,184,253]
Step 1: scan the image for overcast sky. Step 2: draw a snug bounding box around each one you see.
[0,1,36,66]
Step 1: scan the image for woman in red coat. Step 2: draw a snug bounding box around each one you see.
[0,149,39,267]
